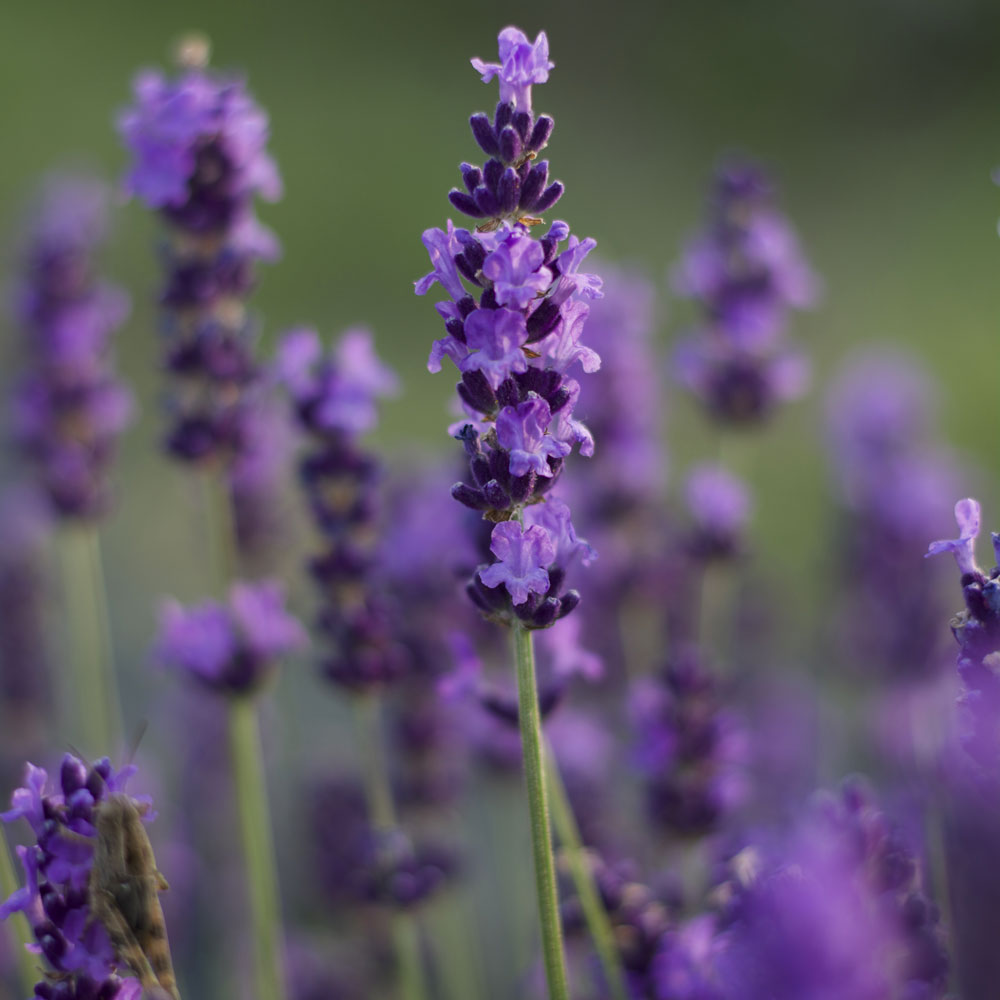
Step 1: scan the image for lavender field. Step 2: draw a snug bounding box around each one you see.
[1,5,999,999]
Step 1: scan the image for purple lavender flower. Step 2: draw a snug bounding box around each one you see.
[309,777,456,910]
[826,352,959,682]
[277,327,398,437]
[560,853,675,996]
[715,782,949,999]
[154,579,306,695]
[652,915,724,1000]
[0,756,152,998]
[630,646,748,837]
[568,266,664,506]
[926,498,1000,773]
[470,28,553,114]
[118,53,279,469]
[227,396,296,568]
[671,159,817,425]
[278,327,404,691]
[479,521,555,604]
[416,28,601,630]
[683,464,751,561]
[11,174,133,520]
[120,67,280,213]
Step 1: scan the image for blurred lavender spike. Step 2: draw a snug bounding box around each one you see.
[11,173,133,520]
[671,158,818,425]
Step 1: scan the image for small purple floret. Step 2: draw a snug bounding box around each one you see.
[482,233,551,310]
[470,27,554,114]
[479,521,554,604]
[460,308,529,388]
[154,579,306,695]
[496,394,570,477]
[926,498,981,576]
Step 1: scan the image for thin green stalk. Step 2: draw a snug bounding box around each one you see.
[353,694,429,1000]
[199,468,239,593]
[544,739,628,1000]
[513,623,570,1000]
[0,829,38,994]
[427,882,491,1000]
[60,526,123,756]
[228,696,287,1000]
[354,693,397,830]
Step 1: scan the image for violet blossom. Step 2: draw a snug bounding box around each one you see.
[0,756,152,999]
[440,621,603,774]
[153,579,306,696]
[308,776,456,911]
[714,781,949,999]
[11,174,133,520]
[277,326,402,691]
[118,47,283,544]
[826,351,959,682]
[416,26,601,630]
[682,464,752,562]
[671,159,817,425]
[630,646,748,838]
[926,497,1000,774]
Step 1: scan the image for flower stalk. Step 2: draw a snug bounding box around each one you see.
[544,738,628,1000]
[514,622,570,1000]
[353,694,430,1000]
[229,695,287,1000]
[60,526,122,756]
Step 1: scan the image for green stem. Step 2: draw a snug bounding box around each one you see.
[0,829,38,994]
[59,526,123,756]
[513,623,570,1000]
[544,740,628,1000]
[199,468,239,594]
[354,693,397,830]
[353,694,429,1000]
[228,697,287,1000]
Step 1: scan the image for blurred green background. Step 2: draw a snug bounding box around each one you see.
[2,0,999,688]
[3,3,999,994]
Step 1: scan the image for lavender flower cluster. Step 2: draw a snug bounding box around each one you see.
[417,28,601,630]
[11,177,133,520]
[672,160,817,424]
[278,327,401,690]
[118,47,279,468]
[928,499,1000,775]
[5,21,1000,1000]
[0,756,147,999]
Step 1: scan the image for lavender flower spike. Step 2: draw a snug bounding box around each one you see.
[119,49,280,466]
[926,497,981,577]
[154,579,306,696]
[418,29,594,1000]
[928,498,1000,773]
[0,755,161,999]
[671,158,817,425]
[12,174,133,520]
[278,326,405,692]
[418,26,600,631]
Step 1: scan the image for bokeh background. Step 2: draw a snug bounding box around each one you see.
[2,0,1000,994]
[4,0,1000,621]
